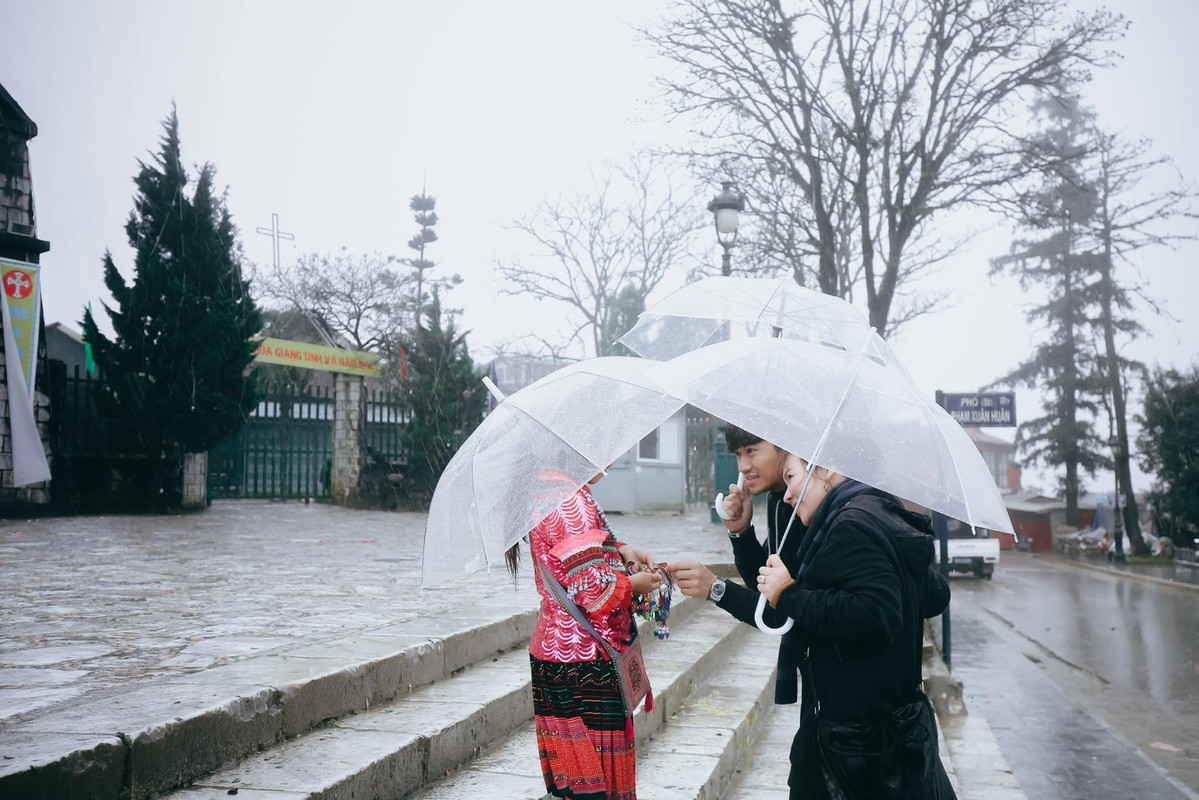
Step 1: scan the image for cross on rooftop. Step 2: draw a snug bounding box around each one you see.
[255,213,295,268]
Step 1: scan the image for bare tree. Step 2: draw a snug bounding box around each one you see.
[254,248,407,352]
[497,153,704,357]
[1085,128,1198,553]
[649,0,1125,336]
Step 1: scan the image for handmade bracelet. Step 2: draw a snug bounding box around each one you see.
[628,562,675,639]
[769,578,796,609]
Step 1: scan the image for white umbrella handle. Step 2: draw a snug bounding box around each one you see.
[756,500,800,636]
[712,470,795,634]
[755,593,794,635]
[713,473,745,521]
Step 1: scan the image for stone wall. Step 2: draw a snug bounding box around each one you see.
[0,351,52,508]
[0,128,34,232]
[1,90,53,511]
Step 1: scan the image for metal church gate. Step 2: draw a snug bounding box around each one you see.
[208,382,408,501]
[209,383,334,500]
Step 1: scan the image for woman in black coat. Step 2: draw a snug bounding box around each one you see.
[758,453,956,800]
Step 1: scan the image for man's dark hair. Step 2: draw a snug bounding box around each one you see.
[722,423,763,453]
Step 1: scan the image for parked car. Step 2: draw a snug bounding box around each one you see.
[945,525,1000,579]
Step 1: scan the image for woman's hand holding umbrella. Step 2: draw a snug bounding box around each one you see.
[758,554,793,600]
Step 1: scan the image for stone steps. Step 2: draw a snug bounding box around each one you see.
[6,566,811,800]
[1,600,543,800]
[411,603,782,800]
[721,697,803,799]
[157,594,716,799]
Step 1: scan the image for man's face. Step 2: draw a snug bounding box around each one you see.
[735,441,787,494]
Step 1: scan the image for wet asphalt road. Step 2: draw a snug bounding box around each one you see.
[948,553,1199,799]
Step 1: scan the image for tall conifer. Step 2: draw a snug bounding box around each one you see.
[83,107,262,464]
[990,94,1107,525]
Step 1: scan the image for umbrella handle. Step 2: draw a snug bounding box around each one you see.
[754,593,794,636]
[713,473,746,521]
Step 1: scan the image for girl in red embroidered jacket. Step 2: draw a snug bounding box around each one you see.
[505,472,661,800]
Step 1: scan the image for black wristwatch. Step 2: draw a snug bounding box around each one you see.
[708,577,727,603]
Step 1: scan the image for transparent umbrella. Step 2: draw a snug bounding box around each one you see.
[422,357,684,587]
[659,334,1014,535]
[617,276,878,360]
[659,334,1013,633]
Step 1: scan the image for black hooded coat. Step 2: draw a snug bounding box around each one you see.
[719,479,953,799]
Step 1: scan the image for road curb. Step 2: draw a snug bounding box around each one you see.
[1041,554,1199,593]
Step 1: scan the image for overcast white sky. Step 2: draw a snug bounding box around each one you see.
[3,0,1196,494]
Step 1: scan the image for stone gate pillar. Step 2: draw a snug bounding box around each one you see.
[0,83,53,511]
[181,452,208,509]
[332,373,366,505]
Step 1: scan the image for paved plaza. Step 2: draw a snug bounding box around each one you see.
[0,501,736,724]
[20,501,1188,797]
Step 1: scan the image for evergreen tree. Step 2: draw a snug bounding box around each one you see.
[989,93,1107,526]
[1138,365,1199,546]
[83,108,262,464]
[397,292,484,504]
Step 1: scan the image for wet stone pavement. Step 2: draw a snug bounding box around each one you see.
[6,500,1192,799]
[0,500,734,726]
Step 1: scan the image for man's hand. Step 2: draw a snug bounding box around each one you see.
[722,480,753,534]
[667,561,718,600]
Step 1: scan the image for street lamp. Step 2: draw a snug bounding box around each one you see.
[708,181,744,276]
[1109,435,1126,562]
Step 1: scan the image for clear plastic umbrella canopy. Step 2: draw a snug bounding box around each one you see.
[658,336,1014,534]
[617,276,878,360]
[422,357,684,587]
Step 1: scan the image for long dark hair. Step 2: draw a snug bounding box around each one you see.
[504,542,521,581]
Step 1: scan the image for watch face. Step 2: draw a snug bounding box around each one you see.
[709,579,725,601]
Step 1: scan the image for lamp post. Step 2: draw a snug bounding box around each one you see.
[1109,435,1126,562]
[708,181,744,276]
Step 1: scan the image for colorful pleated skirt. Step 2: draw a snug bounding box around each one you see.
[530,655,636,800]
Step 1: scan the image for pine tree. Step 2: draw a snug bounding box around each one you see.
[83,107,262,467]
[397,292,484,504]
[1138,365,1199,546]
[401,191,460,326]
[990,93,1107,526]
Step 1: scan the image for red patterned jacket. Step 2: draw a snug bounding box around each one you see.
[529,485,634,662]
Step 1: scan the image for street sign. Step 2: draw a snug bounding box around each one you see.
[937,391,1016,427]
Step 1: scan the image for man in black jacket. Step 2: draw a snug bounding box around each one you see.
[668,425,807,692]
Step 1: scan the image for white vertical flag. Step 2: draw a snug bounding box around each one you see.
[1,292,50,486]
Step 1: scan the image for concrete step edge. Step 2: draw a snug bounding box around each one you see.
[412,623,781,800]
[1,590,705,800]
[634,629,779,800]
[163,600,743,800]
